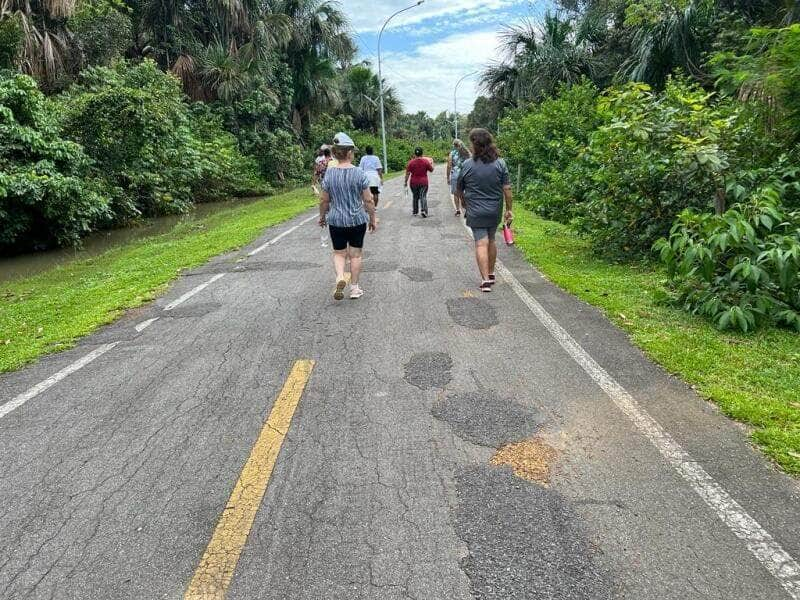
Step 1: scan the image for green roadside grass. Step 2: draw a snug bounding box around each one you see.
[0,187,317,374]
[513,209,800,475]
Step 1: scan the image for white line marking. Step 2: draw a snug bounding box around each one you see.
[0,343,119,420]
[497,261,800,599]
[135,318,159,332]
[164,274,225,311]
[248,214,318,256]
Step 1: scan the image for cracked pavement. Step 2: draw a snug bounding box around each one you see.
[1,174,799,599]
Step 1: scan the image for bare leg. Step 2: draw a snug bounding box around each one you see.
[333,250,347,281]
[349,248,363,285]
[488,239,497,276]
[475,239,490,281]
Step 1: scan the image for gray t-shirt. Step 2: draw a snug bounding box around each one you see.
[457,158,510,228]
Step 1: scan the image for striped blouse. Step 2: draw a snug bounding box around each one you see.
[322,166,370,228]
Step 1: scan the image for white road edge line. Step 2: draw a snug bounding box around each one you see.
[248,214,318,257]
[135,318,159,332]
[164,273,226,311]
[0,343,119,420]
[497,260,800,599]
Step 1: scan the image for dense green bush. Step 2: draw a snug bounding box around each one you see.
[215,90,305,185]
[655,185,800,332]
[0,71,107,252]
[499,80,601,222]
[577,79,735,258]
[59,60,264,222]
[352,132,449,171]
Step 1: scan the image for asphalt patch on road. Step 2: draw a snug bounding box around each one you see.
[455,465,612,600]
[399,267,433,282]
[362,260,399,273]
[431,391,543,447]
[411,218,442,227]
[403,352,453,390]
[161,302,222,318]
[442,232,466,240]
[446,298,499,330]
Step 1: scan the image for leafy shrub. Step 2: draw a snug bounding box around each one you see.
[0,71,107,251]
[60,60,264,222]
[215,90,305,185]
[655,185,800,332]
[499,80,600,222]
[577,79,735,259]
[70,0,132,68]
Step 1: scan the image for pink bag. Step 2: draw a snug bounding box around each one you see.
[502,224,514,245]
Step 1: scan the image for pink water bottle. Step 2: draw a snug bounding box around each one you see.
[502,223,514,245]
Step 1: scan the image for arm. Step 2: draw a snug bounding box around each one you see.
[503,185,513,224]
[446,155,452,181]
[319,190,330,226]
[378,168,384,184]
[362,188,377,231]
[404,165,410,188]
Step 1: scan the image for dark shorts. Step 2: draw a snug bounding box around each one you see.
[369,186,380,196]
[329,223,367,251]
[471,226,498,242]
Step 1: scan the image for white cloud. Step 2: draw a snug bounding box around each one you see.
[343,0,523,33]
[378,29,504,114]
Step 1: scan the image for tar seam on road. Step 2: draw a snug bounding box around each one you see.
[184,359,315,600]
[248,214,318,256]
[165,273,227,311]
[496,260,800,599]
[0,342,119,420]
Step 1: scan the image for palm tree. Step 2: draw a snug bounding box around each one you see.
[339,63,401,132]
[1,0,76,87]
[621,0,715,88]
[481,12,597,105]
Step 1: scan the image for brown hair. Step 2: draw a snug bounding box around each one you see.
[332,146,353,161]
[469,128,499,163]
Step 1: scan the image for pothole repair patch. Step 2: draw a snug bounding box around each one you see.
[454,465,612,600]
[431,391,543,447]
[403,352,453,390]
[446,298,499,330]
[399,267,433,282]
[490,438,558,485]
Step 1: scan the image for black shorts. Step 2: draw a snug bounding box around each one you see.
[329,223,367,251]
[369,186,380,196]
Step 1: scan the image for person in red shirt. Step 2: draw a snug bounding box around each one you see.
[404,147,434,217]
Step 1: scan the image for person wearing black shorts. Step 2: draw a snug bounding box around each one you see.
[319,132,377,300]
[359,146,384,209]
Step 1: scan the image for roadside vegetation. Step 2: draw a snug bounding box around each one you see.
[0,188,316,373]
[0,0,455,257]
[468,1,800,471]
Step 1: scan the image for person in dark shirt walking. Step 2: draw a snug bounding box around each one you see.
[404,147,434,217]
[456,128,513,292]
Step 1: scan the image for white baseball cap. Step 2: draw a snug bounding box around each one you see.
[332,132,356,148]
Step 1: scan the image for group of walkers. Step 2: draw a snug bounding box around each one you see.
[316,128,513,300]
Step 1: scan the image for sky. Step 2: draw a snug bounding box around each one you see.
[341,1,546,116]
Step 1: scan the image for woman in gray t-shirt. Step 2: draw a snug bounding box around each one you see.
[456,128,513,292]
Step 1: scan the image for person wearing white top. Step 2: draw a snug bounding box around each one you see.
[358,145,384,208]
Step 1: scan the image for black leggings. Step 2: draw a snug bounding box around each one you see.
[411,184,428,214]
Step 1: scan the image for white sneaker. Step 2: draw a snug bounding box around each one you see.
[349,284,364,299]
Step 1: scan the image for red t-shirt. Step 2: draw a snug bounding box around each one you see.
[406,157,433,186]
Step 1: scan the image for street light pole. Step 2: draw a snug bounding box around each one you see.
[454,71,478,140]
[378,1,424,173]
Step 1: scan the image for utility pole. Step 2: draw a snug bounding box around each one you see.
[378,1,425,173]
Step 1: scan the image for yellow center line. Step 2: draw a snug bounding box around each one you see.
[184,359,315,600]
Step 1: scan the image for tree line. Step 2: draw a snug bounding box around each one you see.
[0,0,448,254]
[469,0,800,333]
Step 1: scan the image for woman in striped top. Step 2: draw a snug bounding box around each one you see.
[319,132,378,300]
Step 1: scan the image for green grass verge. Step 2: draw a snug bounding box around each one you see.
[514,210,800,475]
[0,188,317,374]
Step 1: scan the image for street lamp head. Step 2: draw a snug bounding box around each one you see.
[416,0,424,4]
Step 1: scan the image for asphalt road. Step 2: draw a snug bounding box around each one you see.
[1,172,799,600]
